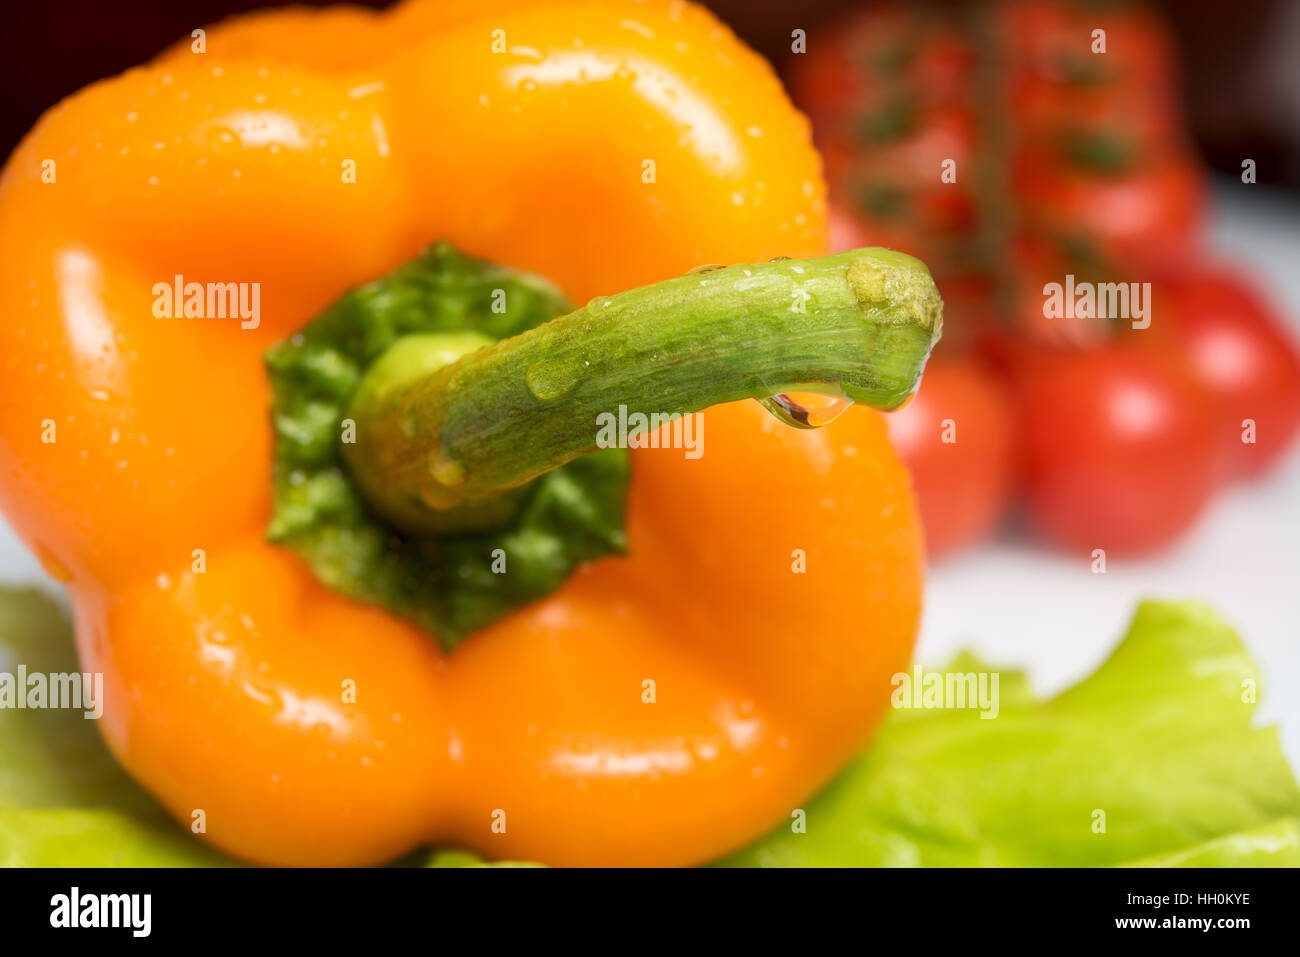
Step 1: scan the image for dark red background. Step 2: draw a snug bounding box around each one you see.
[1,0,1298,187]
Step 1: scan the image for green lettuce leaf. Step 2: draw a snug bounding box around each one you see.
[2,588,1296,867]
[425,850,542,869]
[0,588,230,866]
[720,601,1300,867]
[1123,818,1300,868]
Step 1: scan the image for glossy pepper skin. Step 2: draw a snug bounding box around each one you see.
[0,0,923,866]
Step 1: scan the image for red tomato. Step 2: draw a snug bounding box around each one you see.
[787,4,976,144]
[999,0,1176,95]
[1003,0,1181,159]
[1015,344,1219,554]
[827,198,932,268]
[1014,150,1206,269]
[1163,268,1300,478]
[828,105,977,189]
[885,360,1015,559]
[1011,81,1180,161]
[934,273,999,354]
[828,203,869,255]
[821,106,978,272]
[1003,235,1121,346]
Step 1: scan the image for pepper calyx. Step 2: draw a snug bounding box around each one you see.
[265,243,630,651]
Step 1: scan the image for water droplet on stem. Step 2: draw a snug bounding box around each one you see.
[758,392,854,429]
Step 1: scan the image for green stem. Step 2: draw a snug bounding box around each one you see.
[343,248,942,534]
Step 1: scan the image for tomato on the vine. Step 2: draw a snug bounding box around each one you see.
[1012,344,1220,554]
[1014,150,1205,269]
[1161,268,1300,478]
[885,360,1015,559]
[787,4,975,145]
[999,0,1176,99]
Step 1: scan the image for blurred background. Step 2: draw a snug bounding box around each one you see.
[5,0,1300,187]
[2,0,1298,760]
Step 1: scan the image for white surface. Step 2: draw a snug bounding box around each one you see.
[1,182,1297,766]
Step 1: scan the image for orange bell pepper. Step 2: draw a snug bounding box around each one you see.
[0,0,935,866]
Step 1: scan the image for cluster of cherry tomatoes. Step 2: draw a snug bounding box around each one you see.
[790,0,1300,558]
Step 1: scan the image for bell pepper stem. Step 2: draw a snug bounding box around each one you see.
[343,247,943,533]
